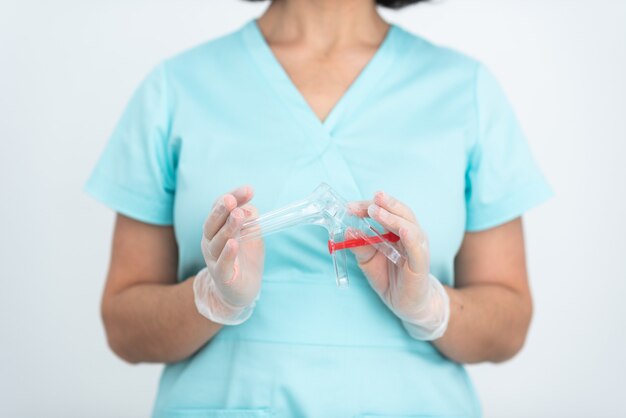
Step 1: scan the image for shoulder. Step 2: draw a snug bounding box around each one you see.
[393,25,482,87]
[396,26,480,71]
[159,24,248,81]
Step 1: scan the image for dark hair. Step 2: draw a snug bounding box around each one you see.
[243,0,429,9]
[376,0,429,8]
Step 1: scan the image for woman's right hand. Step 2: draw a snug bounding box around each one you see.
[193,185,265,325]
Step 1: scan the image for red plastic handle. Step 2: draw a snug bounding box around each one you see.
[328,232,400,254]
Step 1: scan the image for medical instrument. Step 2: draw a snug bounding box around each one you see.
[238,183,405,287]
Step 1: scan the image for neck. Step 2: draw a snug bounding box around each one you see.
[257,0,388,52]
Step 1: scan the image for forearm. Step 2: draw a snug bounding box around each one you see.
[102,276,222,364]
[432,284,532,364]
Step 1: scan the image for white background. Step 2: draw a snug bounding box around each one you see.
[1,0,625,417]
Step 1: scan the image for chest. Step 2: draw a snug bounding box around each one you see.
[171,94,469,282]
[168,35,474,281]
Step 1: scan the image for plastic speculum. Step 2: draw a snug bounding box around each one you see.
[238,183,405,287]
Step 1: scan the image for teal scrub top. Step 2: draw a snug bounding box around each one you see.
[86,20,552,418]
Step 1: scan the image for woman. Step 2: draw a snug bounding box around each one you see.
[86,0,552,416]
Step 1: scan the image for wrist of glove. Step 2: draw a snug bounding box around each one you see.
[193,267,257,326]
[398,273,450,341]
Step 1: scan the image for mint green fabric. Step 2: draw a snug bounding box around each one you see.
[86,20,551,418]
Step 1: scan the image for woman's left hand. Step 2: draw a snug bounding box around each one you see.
[348,191,450,340]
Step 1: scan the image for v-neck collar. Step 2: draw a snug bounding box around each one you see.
[241,19,402,143]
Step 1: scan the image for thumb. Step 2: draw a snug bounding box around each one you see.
[344,227,378,266]
[344,227,389,297]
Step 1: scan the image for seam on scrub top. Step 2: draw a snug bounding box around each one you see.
[465,178,553,231]
[261,279,371,288]
[214,336,441,353]
[466,61,483,170]
[238,22,330,156]
[328,27,407,130]
[91,174,174,207]
[318,25,400,132]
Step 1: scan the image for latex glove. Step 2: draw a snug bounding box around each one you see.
[347,191,449,340]
[193,186,264,325]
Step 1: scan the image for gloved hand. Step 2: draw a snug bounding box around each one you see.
[347,191,450,340]
[193,186,264,325]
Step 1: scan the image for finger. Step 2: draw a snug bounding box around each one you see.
[213,238,239,284]
[398,226,429,276]
[203,194,237,240]
[208,207,245,259]
[238,204,264,242]
[373,191,417,223]
[203,186,254,240]
[345,227,378,265]
[240,203,259,220]
[367,204,415,236]
[368,203,427,273]
[346,200,371,218]
[227,185,254,207]
[344,227,389,298]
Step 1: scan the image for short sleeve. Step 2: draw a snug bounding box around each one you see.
[465,64,553,231]
[84,63,177,225]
